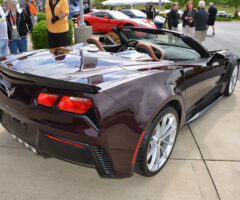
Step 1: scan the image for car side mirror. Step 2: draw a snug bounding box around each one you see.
[207,53,225,66]
[104,16,110,21]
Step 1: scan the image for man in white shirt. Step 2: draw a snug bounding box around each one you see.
[0,5,8,57]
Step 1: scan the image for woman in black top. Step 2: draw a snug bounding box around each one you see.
[167,2,179,31]
[182,1,196,38]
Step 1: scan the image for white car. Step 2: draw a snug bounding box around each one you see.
[217,11,232,18]
[154,15,166,29]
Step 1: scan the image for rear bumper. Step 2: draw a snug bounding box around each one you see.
[0,111,117,178]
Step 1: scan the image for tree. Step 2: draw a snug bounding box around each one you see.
[93,0,109,9]
[233,0,240,10]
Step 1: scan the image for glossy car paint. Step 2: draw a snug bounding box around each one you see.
[82,11,156,33]
[0,28,238,178]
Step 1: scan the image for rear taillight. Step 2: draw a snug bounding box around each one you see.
[36,93,59,107]
[58,96,93,114]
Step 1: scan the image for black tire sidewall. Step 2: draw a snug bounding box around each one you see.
[85,21,90,26]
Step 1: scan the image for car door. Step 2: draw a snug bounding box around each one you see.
[104,13,122,31]
[182,55,225,117]
[91,12,106,32]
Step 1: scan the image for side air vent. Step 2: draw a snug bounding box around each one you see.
[93,146,114,177]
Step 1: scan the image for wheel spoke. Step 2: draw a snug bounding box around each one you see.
[160,115,168,133]
[160,139,173,145]
[155,144,161,165]
[159,145,168,158]
[154,124,161,137]
[147,145,157,160]
[160,117,174,137]
[160,125,176,141]
[148,147,157,170]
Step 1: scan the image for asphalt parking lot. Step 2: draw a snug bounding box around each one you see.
[0,22,240,200]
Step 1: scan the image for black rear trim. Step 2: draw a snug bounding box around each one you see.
[93,146,115,177]
[0,64,101,94]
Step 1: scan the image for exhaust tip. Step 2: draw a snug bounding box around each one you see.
[11,135,39,156]
[24,142,30,148]
[17,138,23,144]
[12,134,17,140]
[30,146,37,154]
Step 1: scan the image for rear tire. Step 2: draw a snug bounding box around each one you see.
[224,63,239,96]
[135,106,179,177]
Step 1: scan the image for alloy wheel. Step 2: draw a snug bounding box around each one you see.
[146,113,177,172]
[229,65,239,94]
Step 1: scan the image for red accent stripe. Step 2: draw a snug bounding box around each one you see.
[131,131,145,166]
[45,134,84,148]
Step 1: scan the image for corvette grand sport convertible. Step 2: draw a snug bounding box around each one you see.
[79,11,156,32]
[0,27,239,178]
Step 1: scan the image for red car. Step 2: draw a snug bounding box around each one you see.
[78,10,156,32]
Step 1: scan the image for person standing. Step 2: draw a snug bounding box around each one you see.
[0,5,8,57]
[167,2,179,31]
[5,0,33,54]
[29,0,37,25]
[194,1,208,44]
[45,0,69,48]
[182,1,196,38]
[207,2,217,36]
[24,0,31,18]
[146,2,155,21]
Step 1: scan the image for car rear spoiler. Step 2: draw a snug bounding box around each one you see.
[0,63,101,94]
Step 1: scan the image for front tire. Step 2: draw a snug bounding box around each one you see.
[135,106,179,176]
[85,21,90,26]
[224,63,239,96]
[123,23,134,27]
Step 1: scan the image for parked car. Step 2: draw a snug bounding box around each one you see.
[158,9,170,16]
[158,9,183,18]
[154,15,166,29]
[0,27,238,178]
[120,9,147,19]
[80,11,156,33]
[217,11,232,18]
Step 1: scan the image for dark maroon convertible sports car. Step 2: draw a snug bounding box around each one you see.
[0,27,239,178]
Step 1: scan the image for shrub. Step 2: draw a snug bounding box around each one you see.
[31,19,74,50]
[31,20,48,49]
[37,12,46,23]
[233,11,239,18]
[68,20,74,45]
[164,4,171,9]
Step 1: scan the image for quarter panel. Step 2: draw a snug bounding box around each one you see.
[96,69,185,177]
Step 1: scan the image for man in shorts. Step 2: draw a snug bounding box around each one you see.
[207,2,217,36]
